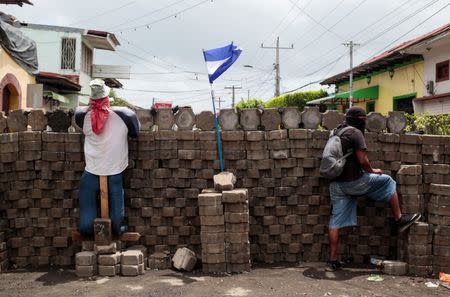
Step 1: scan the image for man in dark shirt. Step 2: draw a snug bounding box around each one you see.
[326,107,421,272]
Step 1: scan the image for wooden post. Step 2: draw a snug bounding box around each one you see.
[100,176,109,218]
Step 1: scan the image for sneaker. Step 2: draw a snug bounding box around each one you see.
[397,213,421,233]
[325,260,343,272]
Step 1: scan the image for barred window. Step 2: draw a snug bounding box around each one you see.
[61,38,76,70]
[81,43,93,74]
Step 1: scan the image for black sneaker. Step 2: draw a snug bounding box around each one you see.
[325,260,343,272]
[397,213,421,233]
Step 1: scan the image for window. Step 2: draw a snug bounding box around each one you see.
[366,102,375,113]
[81,43,93,74]
[393,94,416,114]
[436,60,449,82]
[61,38,76,70]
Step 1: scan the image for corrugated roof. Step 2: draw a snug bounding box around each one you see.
[321,23,450,85]
[0,0,33,6]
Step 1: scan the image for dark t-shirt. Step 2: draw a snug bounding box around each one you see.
[334,126,367,182]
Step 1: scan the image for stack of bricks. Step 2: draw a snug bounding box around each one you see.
[223,189,251,273]
[400,222,433,276]
[429,184,450,274]
[397,165,424,215]
[0,232,7,272]
[121,250,145,276]
[199,190,226,273]
[75,251,97,277]
[423,164,450,214]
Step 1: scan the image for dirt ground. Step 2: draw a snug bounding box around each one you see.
[0,263,448,297]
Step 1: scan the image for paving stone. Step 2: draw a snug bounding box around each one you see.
[121,250,144,265]
[260,108,281,131]
[219,109,238,131]
[76,264,97,277]
[214,172,236,191]
[155,108,174,130]
[387,111,407,134]
[172,247,197,271]
[239,108,260,131]
[27,109,47,131]
[95,242,117,255]
[321,110,344,130]
[6,110,27,132]
[135,109,153,131]
[76,251,96,266]
[196,111,215,131]
[175,107,195,130]
[121,264,139,276]
[98,264,120,276]
[98,252,121,265]
[281,107,300,129]
[301,107,321,129]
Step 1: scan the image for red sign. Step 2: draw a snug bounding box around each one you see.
[153,102,172,109]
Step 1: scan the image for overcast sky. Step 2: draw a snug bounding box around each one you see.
[2,0,450,111]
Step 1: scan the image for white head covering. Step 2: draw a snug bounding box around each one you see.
[89,79,110,100]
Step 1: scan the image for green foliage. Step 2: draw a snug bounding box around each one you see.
[235,98,264,111]
[405,113,450,135]
[109,89,130,107]
[263,89,328,111]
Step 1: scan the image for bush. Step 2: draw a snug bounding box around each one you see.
[406,113,450,135]
[263,90,328,111]
[235,98,264,111]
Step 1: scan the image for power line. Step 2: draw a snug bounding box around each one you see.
[68,1,137,26]
[106,0,190,31]
[115,0,211,32]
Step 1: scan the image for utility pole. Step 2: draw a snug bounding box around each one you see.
[215,96,223,110]
[224,85,242,108]
[261,36,294,97]
[247,89,250,100]
[343,41,360,108]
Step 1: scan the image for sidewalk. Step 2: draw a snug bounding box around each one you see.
[0,263,447,297]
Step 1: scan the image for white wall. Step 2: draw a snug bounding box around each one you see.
[20,28,82,76]
[423,44,450,95]
[414,97,450,115]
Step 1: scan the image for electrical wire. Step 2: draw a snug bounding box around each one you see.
[68,1,137,26]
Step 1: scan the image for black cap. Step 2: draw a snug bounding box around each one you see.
[346,106,366,118]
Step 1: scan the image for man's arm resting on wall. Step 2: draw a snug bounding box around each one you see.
[113,107,141,138]
[356,150,382,174]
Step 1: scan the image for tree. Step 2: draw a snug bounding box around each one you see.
[109,89,130,107]
[235,98,264,111]
[264,89,327,111]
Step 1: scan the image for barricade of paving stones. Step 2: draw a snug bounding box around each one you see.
[0,107,449,276]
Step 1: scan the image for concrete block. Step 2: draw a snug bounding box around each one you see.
[198,193,222,206]
[321,110,344,130]
[172,247,197,271]
[383,260,408,275]
[397,165,422,175]
[94,242,117,255]
[366,112,387,132]
[387,111,407,134]
[82,241,94,251]
[219,109,238,131]
[281,107,300,129]
[155,108,174,130]
[121,250,144,265]
[98,252,121,265]
[261,108,281,130]
[7,110,27,132]
[196,111,215,131]
[222,189,248,203]
[239,108,260,131]
[76,251,96,266]
[148,252,171,270]
[301,107,321,129]
[98,264,120,276]
[214,172,236,191]
[135,109,153,131]
[46,109,71,132]
[429,183,450,196]
[0,112,7,132]
[27,109,47,131]
[94,218,112,246]
[121,264,139,276]
[175,107,195,130]
[76,264,97,277]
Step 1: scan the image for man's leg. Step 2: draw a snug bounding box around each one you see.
[389,191,402,221]
[328,228,339,261]
[79,171,99,235]
[108,173,125,234]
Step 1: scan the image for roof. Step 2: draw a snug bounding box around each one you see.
[103,78,123,88]
[36,71,81,92]
[0,0,32,6]
[321,23,450,85]
[19,23,120,50]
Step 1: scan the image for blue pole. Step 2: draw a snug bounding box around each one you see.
[210,83,224,172]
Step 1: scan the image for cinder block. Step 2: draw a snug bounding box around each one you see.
[148,252,171,270]
[95,242,117,255]
[76,264,97,277]
[222,189,248,203]
[121,250,144,265]
[121,264,139,276]
[213,172,236,191]
[198,193,222,206]
[172,247,197,271]
[98,264,120,276]
[76,251,96,266]
[98,252,121,265]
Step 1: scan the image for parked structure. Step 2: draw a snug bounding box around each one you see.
[313,23,450,115]
[19,23,129,107]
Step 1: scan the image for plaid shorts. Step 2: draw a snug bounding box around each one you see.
[329,173,396,229]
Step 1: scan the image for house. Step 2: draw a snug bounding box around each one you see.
[312,23,450,115]
[18,22,129,107]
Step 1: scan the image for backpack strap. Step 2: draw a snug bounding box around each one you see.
[336,126,355,137]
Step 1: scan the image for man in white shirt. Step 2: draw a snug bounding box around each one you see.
[75,79,140,235]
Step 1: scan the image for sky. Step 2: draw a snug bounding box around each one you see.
[2,0,450,111]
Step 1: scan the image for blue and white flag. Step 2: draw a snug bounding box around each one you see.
[203,42,242,83]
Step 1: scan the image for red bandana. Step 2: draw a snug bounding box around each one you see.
[89,97,110,135]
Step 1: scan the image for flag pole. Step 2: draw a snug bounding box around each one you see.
[209,83,225,172]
